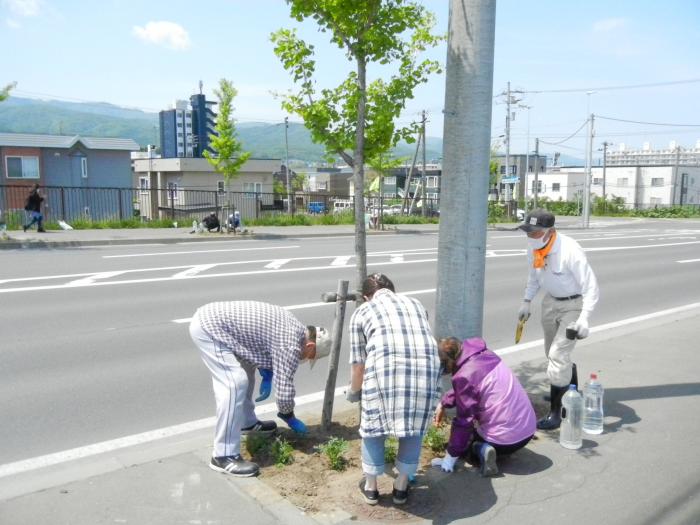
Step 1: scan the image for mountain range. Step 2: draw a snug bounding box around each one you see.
[0,97,582,165]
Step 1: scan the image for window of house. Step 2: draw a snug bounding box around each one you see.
[167,182,180,203]
[139,176,150,193]
[384,176,396,185]
[651,177,664,187]
[243,182,262,198]
[528,165,533,173]
[531,180,543,192]
[426,176,438,188]
[500,165,506,175]
[552,183,561,192]
[81,157,88,178]
[217,181,225,194]
[427,192,439,199]
[5,155,40,179]
[617,178,629,187]
[592,178,602,185]
[650,197,662,205]
[511,165,517,175]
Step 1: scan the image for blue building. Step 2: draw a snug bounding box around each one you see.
[158,92,217,159]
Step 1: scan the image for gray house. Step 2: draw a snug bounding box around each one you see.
[0,132,139,221]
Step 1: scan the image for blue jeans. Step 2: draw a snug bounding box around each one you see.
[361,435,423,476]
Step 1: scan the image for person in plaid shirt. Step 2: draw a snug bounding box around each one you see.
[189,301,331,477]
[346,274,440,506]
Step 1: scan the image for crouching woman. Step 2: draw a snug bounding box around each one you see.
[432,337,536,476]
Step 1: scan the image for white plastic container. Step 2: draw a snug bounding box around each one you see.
[583,373,604,434]
[559,385,583,449]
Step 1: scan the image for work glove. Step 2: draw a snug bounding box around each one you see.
[517,300,531,321]
[255,368,273,402]
[345,388,361,403]
[571,311,590,339]
[431,452,458,473]
[278,411,307,434]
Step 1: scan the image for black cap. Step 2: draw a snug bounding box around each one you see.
[517,209,555,232]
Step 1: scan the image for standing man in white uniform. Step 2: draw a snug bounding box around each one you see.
[516,210,599,430]
[190,301,331,476]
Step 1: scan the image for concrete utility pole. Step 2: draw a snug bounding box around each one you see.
[436,0,496,340]
[601,140,610,210]
[582,113,595,228]
[672,145,682,205]
[421,110,428,217]
[533,138,540,209]
[284,117,292,213]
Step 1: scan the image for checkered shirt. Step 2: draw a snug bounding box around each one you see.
[196,301,306,414]
[349,288,440,438]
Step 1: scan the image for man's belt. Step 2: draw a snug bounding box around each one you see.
[553,294,582,301]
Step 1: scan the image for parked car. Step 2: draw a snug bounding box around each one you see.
[333,200,353,214]
[308,201,327,214]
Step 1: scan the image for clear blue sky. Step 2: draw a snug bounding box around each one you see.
[2,0,699,159]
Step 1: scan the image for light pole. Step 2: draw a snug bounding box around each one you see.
[582,91,596,228]
[284,117,292,214]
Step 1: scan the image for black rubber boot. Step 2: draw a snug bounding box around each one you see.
[537,384,568,430]
[544,363,578,401]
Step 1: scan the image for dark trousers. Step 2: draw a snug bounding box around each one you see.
[468,434,533,462]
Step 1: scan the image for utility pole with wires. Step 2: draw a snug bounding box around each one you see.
[421,109,428,217]
[582,113,595,228]
[601,140,611,211]
[533,137,540,209]
[497,82,523,211]
[284,117,293,214]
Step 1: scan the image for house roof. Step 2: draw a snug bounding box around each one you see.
[0,132,139,151]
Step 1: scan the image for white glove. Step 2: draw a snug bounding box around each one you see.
[431,452,458,473]
[572,311,590,339]
[517,300,531,321]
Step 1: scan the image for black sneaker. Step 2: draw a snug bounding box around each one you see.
[392,486,409,505]
[241,420,277,435]
[209,455,259,477]
[358,479,379,505]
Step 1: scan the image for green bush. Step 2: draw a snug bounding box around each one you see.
[423,424,449,453]
[270,437,294,468]
[317,437,350,471]
[245,434,271,457]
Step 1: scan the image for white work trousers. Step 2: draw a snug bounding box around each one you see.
[541,294,582,387]
[189,312,258,458]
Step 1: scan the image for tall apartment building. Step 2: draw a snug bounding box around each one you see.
[606,140,700,167]
[158,91,217,159]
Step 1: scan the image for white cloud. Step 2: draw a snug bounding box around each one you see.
[2,0,40,17]
[132,21,191,50]
[593,17,626,32]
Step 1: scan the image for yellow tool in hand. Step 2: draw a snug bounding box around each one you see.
[515,319,526,344]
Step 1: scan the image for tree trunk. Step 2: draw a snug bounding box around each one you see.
[435,0,496,340]
[353,56,368,292]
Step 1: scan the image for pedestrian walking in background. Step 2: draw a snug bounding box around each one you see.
[515,209,599,430]
[23,183,46,232]
[431,337,536,477]
[346,273,440,506]
[189,301,331,477]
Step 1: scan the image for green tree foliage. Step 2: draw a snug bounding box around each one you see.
[204,79,251,207]
[0,82,16,102]
[271,0,442,285]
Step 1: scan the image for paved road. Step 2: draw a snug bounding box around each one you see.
[1,219,699,465]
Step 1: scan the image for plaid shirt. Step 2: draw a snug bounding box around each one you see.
[196,301,306,414]
[349,289,440,438]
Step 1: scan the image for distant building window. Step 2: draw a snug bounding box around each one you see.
[167,182,181,203]
[139,176,150,194]
[427,192,439,199]
[511,165,517,175]
[651,177,664,187]
[81,157,88,178]
[650,197,662,205]
[385,176,396,185]
[217,181,225,194]
[426,176,439,188]
[531,180,543,192]
[243,182,262,198]
[500,165,506,175]
[592,178,602,185]
[617,178,629,187]
[552,183,561,192]
[5,155,40,179]
[528,165,533,173]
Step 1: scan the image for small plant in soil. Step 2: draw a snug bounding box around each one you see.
[424,424,449,453]
[271,437,295,468]
[245,434,271,457]
[317,437,349,471]
[384,436,398,463]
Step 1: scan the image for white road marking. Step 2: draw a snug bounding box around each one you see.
[103,245,300,258]
[65,271,125,287]
[3,300,699,479]
[390,254,404,263]
[265,259,291,269]
[331,256,352,266]
[678,258,700,264]
[171,264,217,279]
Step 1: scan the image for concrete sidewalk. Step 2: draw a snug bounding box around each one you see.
[1,307,698,525]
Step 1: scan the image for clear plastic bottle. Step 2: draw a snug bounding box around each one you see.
[583,373,604,434]
[559,385,583,449]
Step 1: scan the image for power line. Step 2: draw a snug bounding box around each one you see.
[543,119,589,145]
[596,115,700,127]
[521,78,700,94]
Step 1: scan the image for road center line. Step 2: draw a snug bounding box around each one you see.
[678,258,700,264]
[103,245,300,258]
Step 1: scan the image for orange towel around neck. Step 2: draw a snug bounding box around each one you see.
[533,231,556,268]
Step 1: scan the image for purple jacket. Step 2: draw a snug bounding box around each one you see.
[441,338,536,457]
